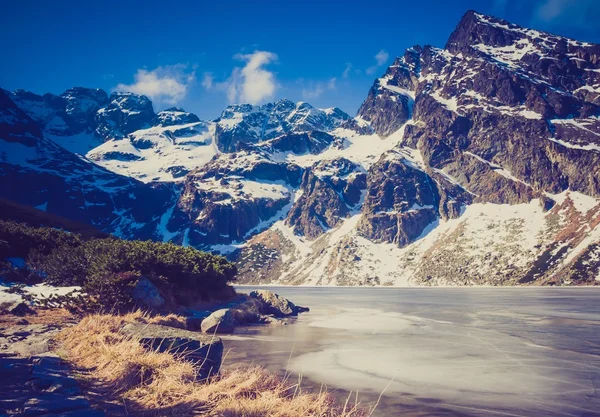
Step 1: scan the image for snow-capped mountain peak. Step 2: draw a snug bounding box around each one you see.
[2,10,599,287]
[155,107,201,127]
[214,99,357,152]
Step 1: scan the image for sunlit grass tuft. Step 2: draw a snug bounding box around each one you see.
[59,312,373,416]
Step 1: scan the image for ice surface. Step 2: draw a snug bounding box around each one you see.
[227,286,600,417]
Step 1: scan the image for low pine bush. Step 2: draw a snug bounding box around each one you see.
[0,220,237,311]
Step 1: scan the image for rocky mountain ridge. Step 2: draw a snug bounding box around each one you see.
[1,10,599,286]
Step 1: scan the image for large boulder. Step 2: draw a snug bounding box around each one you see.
[131,277,165,310]
[249,290,308,317]
[200,309,235,334]
[121,323,223,380]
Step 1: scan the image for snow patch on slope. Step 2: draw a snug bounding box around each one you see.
[87,121,218,182]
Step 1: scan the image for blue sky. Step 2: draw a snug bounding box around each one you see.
[1,0,599,119]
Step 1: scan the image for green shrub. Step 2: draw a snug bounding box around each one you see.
[0,220,81,259]
[0,220,237,311]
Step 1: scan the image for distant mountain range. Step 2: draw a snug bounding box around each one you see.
[1,10,599,286]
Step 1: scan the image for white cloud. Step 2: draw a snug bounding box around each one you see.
[365,66,378,75]
[115,64,195,105]
[366,49,389,75]
[342,63,352,79]
[201,72,213,89]
[301,77,337,100]
[375,50,389,66]
[212,51,278,104]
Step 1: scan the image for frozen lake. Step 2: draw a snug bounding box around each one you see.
[225,287,600,417]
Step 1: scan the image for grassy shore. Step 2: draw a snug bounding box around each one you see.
[59,312,372,417]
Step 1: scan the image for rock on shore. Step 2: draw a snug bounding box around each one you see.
[249,290,309,317]
[121,323,224,380]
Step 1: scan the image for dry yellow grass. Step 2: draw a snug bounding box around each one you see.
[59,312,372,417]
[0,307,76,326]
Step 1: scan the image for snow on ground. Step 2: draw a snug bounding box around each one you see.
[87,121,218,182]
[472,38,537,70]
[0,282,81,305]
[265,199,551,286]
[433,168,479,197]
[193,178,290,204]
[561,220,600,269]
[461,90,543,120]
[378,74,416,99]
[546,190,600,214]
[547,137,600,152]
[0,289,21,304]
[430,90,459,113]
[24,284,81,298]
[45,130,101,155]
[270,122,411,171]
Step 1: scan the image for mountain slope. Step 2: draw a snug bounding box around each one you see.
[2,10,599,286]
[231,11,600,286]
[0,89,175,240]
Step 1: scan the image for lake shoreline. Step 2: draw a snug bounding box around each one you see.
[227,286,600,417]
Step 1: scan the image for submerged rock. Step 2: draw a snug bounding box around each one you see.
[121,323,223,380]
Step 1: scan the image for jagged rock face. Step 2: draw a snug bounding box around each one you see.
[286,158,366,238]
[10,88,109,132]
[192,150,303,185]
[214,99,355,152]
[2,11,600,288]
[445,11,600,107]
[164,150,302,247]
[60,87,110,131]
[95,92,156,140]
[357,150,439,247]
[258,131,343,155]
[9,88,109,153]
[0,89,175,239]
[357,48,420,137]
[359,10,600,207]
[231,12,600,286]
[0,90,42,146]
[170,180,291,247]
[155,107,200,127]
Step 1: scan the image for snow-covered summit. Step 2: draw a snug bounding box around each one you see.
[95,92,156,140]
[88,120,217,183]
[3,10,600,287]
[214,99,357,152]
[155,107,200,127]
